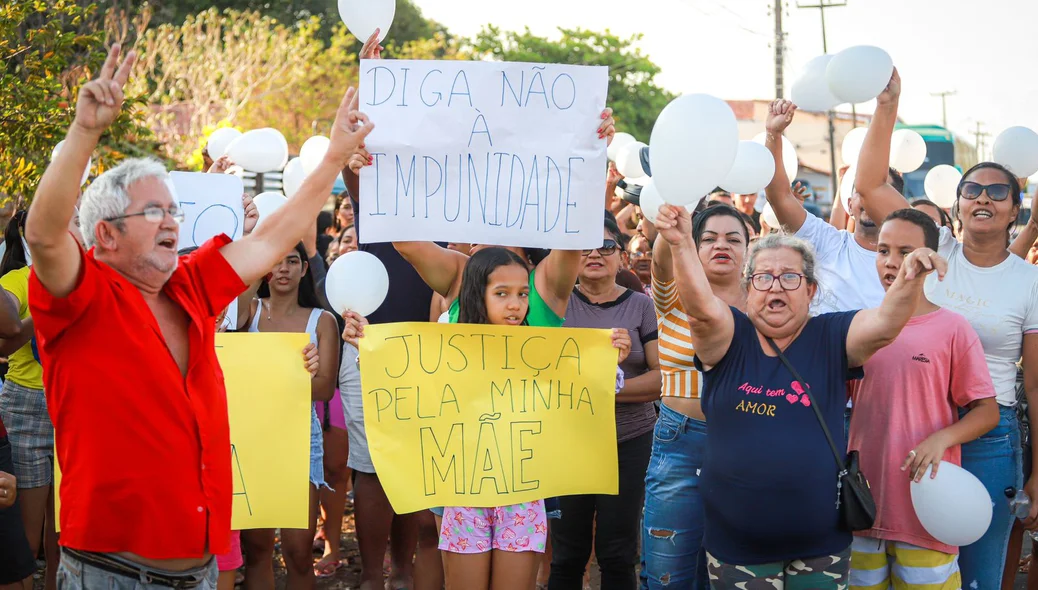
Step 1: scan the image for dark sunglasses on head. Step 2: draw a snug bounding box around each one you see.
[581,239,618,257]
[959,181,1012,202]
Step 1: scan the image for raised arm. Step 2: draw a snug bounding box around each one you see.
[763,99,808,232]
[1010,192,1037,259]
[846,248,944,366]
[339,29,382,203]
[394,241,469,301]
[829,168,850,230]
[855,69,910,223]
[650,226,674,283]
[26,45,136,297]
[654,205,734,367]
[533,250,583,318]
[221,88,373,284]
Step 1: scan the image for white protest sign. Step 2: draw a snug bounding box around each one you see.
[170,172,246,251]
[358,59,608,249]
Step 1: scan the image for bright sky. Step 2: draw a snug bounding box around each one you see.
[414,0,1036,163]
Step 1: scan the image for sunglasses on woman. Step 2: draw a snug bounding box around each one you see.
[581,240,618,257]
[959,181,1012,202]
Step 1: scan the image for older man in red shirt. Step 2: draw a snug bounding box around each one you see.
[25,45,373,589]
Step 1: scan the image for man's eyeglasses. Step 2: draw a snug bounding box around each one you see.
[105,205,185,224]
[581,240,618,257]
[959,182,1012,202]
[749,272,805,292]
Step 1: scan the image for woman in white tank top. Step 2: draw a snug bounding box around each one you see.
[236,242,340,589]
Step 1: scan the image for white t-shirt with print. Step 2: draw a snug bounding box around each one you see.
[795,213,885,316]
[925,226,1038,406]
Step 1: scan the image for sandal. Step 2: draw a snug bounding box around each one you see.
[314,555,343,578]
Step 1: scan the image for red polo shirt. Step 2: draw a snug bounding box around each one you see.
[28,235,246,559]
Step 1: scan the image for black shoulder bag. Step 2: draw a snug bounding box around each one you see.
[766,337,876,532]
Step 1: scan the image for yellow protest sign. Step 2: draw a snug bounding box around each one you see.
[57,332,312,531]
[220,332,311,529]
[359,322,619,514]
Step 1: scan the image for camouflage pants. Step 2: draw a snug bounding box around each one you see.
[706,548,850,590]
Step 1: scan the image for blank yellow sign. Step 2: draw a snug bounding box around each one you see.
[359,322,619,514]
[56,332,312,531]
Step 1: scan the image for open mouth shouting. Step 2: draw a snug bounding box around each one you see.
[156,235,177,251]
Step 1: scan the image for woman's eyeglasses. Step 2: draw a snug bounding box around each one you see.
[959,181,1012,202]
[581,240,618,257]
[749,272,805,292]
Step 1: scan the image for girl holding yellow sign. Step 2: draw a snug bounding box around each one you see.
[342,107,626,590]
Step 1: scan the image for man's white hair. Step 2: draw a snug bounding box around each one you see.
[79,158,169,248]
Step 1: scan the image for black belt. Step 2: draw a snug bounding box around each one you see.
[64,548,211,589]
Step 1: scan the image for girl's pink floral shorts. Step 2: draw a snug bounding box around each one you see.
[438,500,548,554]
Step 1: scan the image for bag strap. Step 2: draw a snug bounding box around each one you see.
[765,337,846,472]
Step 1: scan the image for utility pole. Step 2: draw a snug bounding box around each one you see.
[931,91,956,128]
[798,0,847,201]
[774,0,785,98]
[973,121,989,161]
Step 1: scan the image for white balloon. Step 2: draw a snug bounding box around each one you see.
[337,0,395,43]
[51,140,91,186]
[282,158,307,198]
[206,128,242,160]
[911,462,993,547]
[253,191,287,225]
[790,55,841,113]
[625,175,652,187]
[924,165,963,208]
[326,250,390,317]
[721,141,776,195]
[993,126,1038,178]
[640,181,697,225]
[889,129,927,173]
[840,167,856,213]
[826,45,894,104]
[840,127,868,168]
[761,202,780,230]
[650,94,739,206]
[226,129,289,173]
[299,136,331,175]
[607,132,636,162]
[616,142,648,179]
[639,181,664,225]
[752,132,798,182]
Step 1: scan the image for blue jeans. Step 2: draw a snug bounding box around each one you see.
[57,550,218,589]
[958,405,1022,590]
[640,403,708,590]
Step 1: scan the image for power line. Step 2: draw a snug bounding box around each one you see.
[931,91,956,129]
[676,0,770,38]
[797,0,847,199]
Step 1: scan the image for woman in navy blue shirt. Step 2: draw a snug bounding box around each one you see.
[653,204,943,588]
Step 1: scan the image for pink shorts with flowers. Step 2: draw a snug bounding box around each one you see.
[438,501,548,554]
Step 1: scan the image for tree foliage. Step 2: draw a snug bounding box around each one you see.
[470,26,674,141]
[0,0,153,202]
[144,0,450,48]
[130,8,331,165]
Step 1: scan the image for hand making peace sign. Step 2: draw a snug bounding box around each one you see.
[73,43,137,134]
